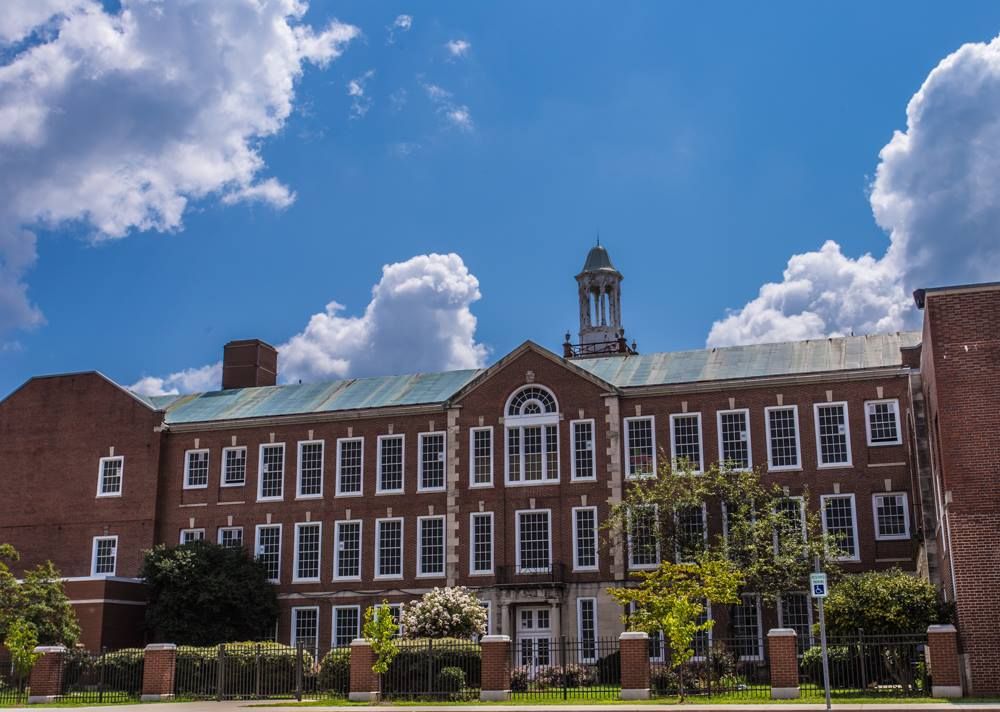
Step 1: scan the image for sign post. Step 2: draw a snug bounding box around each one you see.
[811,560,831,710]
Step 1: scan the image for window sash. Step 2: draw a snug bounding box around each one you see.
[669,413,702,473]
[417,516,445,577]
[624,417,655,478]
[717,409,751,470]
[333,606,360,647]
[334,521,362,580]
[866,400,902,446]
[733,594,763,660]
[470,427,493,487]
[628,505,660,569]
[577,598,598,663]
[779,593,814,654]
[258,444,285,500]
[815,403,852,467]
[376,519,403,578]
[765,406,800,470]
[294,523,322,582]
[92,536,118,576]
[296,441,324,498]
[418,433,446,492]
[218,527,243,548]
[255,525,282,582]
[336,438,363,496]
[97,456,124,496]
[180,528,205,544]
[572,507,598,570]
[377,436,405,493]
[506,425,559,483]
[571,420,596,480]
[221,447,247,486]
[470,513,494,575]
[873,493,910,540]
[291,606,319,657]
[516,510,552,573]
[184,449,210,489]
[675,504,707,562]
[822,494,859,561]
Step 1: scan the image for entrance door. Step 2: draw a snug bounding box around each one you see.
[516,607,552,676]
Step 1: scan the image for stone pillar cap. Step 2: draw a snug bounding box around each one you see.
[928,623,958,633]
[768,628,798,637]
[33,645,67,653]
[145,643,178,651]
[350,638,372,647]
[619,631,649,640]
[480,635,511,643]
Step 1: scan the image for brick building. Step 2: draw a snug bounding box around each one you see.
[0,245,997,693]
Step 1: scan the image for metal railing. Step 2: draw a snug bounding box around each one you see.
[0,650,28,705]
[61,648,144,703]
[380,638,481,701]
[511,636,620,700]
[650,636,770,699]
[495,562,567,586]
[799,633,930,697]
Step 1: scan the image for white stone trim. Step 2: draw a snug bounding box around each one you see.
[771,686,800,699]
[620,688,650,700]
[619,631,648,640]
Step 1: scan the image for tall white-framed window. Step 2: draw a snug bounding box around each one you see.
[717,409,751,470]
[417,515,446,578]
[333,520,362,581]
[515,509,552,574]
[505,385,560,485]
[675,503,707,562]
[335,437,363,496]
[577,597,598,663]
[218,526,243,548]
[332,605,361,647]
[623,416,655,479]
[418,432,447,492]
[221,447,247,487]
[733,593,763,661]
[91,535,118,576]
[821,494,860,561]
[628,504,660,570]
[291,606,320,657]
[669,413,703,473]
[184,449,210,489]
[375,518,404,579]
[572,506,599,571]
[571,419,596,481]
[873,492,910,540]
[773,496,806,554]
[376,435,405,494]
[296,440,324,499]
[765,406,801,471]
[778,592,814,655]
[258,443,285,501]
[722,500,756,544]
[469,512,494,575]
[293,522,322,583]
[865,399,902,446]
[97,456,124,497]
[469,427,493,488]
[254,524,282,582]
[814,402,852,467]
[180,528,205,544]
[693,602,712,661]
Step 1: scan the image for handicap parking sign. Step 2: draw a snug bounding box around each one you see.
[810,572,828,598]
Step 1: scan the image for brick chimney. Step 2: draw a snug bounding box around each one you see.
[222,339,278,390]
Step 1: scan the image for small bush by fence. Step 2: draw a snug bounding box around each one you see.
[61,648,144,702]
[381,638,481,701]
[510,637,620,699]
[650,637,769,699]
[800,634,929,696]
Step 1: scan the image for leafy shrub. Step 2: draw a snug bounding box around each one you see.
[174,642,312,697]
[510,667,529,692]
[801,645,855,688]
[382,638,480,696]
[436,666,466,695]
[596,650,620,685]
[316,648,350,694]
[60,648,145,693]
[401,588,487,639]
[824,569,952,636]
[534,663,596,689]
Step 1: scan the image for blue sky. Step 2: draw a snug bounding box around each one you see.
[3,1,1000,398]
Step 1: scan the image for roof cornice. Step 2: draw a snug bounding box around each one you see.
[165,402,448,432]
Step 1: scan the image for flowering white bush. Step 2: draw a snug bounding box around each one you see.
[400,587,487,639]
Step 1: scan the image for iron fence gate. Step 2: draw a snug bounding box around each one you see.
[61,648,143,703]
[380,638,481,701]
[799,633,930,697]
[0,649,28,705]
[511,636,620,700]
[650,636,770,699]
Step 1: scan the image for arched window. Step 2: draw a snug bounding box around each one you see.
[505,386,560,484]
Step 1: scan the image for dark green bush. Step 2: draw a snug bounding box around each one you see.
[174,642,312,698]
[436,666,466,694]
[383,638,480,695]
[510,667,529,692]
[61,648,144,693]
[596,650,621,685]
[534,663,596,689]
[316,648,350,694]
[801,645,855,687]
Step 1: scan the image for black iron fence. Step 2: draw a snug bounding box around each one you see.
[650,636,770,699]
[61,648,144,703]
[380,638,481,701]
[0,649,28,706]
[510,636,620,700]
[800,634,930,697]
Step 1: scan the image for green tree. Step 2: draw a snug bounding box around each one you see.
[824,568,952,635]
[0,544,79,646]
[610,554,742,700]
[141,541,278,644]
[363,601,400,694]
[5,618,40,680]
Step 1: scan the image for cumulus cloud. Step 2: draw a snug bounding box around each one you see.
[445,39,471,58]
[347,70,375,118]
[423,83,474,132]
[708,34,1000,347]
[0,0,358,334]
[129,253,489,395]
[387,14,412,44]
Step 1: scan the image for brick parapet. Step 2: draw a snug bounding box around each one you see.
[141,643,177,701]
[28,646,65,704]
[767,628,799,698]
[619,631,650,700]
[348,639,379,702]
[928,624,962,698]
[479,635,511,701]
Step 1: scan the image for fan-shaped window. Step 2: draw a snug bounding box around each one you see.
[507,386,558,417]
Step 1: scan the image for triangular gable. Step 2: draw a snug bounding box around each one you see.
[0,370,160,412]
[448,340,619,406]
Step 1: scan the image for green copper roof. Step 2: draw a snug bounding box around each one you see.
[574,332,922,388]
[581,244,617,273]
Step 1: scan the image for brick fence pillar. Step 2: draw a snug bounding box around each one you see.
[928,624,962,698]
[349,638,379,702]
[767,628,799,699]
[141,643,177,702]
[27,645,66,704]
[619,631,650,700]
[479,635,511,701]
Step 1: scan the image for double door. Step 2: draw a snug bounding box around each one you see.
[517,607,552,675]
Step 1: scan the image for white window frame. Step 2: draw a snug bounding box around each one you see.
[374,517,404,580]
[217,526,244,547]
[504,422,560,486]
[416,515,446,578]
[295,440,325,500]
[183,448,211,490]
[292,521,322,583]
[716,408,752,471]
[734,593,764,661]
[179,528,206,544]
[872,492,911,541]
[692,601,713,662]
[417,431,447,493]
[257,443,286,502]
[571,506,599,572]
[333,520,363,582]
[254,523,283,584]
[576,597,599,663]
[627,504,661,570]
[865,399,902,447]
[674,502,709,563]
[669,412,704,474]
[468,426,494,488]
[291,605,320,657]
[813,402,853,468]
[570,418,597,481]
[376,434,405,495]
[777,592,814,653]
[335,437,364,497]
[90,535,118,577]
[96,455,124,497]
[220,446,247,487]
[773,496,807,553]
[820,493,860,562]
[623,415,656,479]
[469,511,494,576]
[332,605,361,647]
[515,508,553,574]
[764,405,802,472]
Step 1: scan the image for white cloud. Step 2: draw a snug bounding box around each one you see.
[708,34,1000,347]
[347,69,375,118]
[387,14,412,44]
[129,253,489,395]
[423,82,474,132]
[445,39,471,58]
[0,0,358,334]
